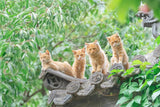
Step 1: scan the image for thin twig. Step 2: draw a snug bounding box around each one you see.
[22,89,42,103]
[52,4,96,50]
[52,32,98,50]
[21,84,46,105]
[52,41,64,50]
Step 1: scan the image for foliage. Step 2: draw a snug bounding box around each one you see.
[117,61,160,107]
[109,0,160,106]
[108,60,151,78]
[155,36,160,45]
[108,69,124,79]
[0,0,158,106]
[132,60,151,71]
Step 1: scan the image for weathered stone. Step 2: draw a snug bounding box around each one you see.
[66,81,80,94]
[110,63,124,71]
[77,81,95,96]
[43,74,68,90]
[132,55,147,62]
[153,45,160,58]
[51,90,73,106]
[100,76,118,89]
[48,91,56,104]
[89,72,104,85]
[145,51,159,66]
[136,10,160,38]
[64,93,119,107]
[39,70,47,79]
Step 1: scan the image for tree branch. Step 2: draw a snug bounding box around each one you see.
[21,84,46,105]
[51,4,97,50]
[52,32,98,50]
[52,41,64,50]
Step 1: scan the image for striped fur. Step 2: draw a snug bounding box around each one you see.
[85,40,109,74]
[72,48,86,78]
[107,33,129,70]
[39,50,75,77]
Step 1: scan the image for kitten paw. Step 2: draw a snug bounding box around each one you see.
[113,61,118,64]
[91,70,96,73]
[118,61,122,64]
[97,69,102,72]
[41,68,46,72]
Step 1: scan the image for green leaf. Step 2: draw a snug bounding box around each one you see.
[147,80,153,86]
[132,60,143,66]
[116,96,131,105]
[142,98,152,107]
[152,88,160,101]
[140,80,148,90]
[128,82,140,94]
[126,99,134,107]
[143,62,151,66]
[108,69,123,78]
[154,98,160,107]
[0,12,9,18]
[134,95,141,104]
[123,67,134,76]
[155,36,160,45]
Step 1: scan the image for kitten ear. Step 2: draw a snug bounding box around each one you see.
[72,50,77,54]
[94,40,98,43]
[39,52,41,56]
[106,37,110,41]
[85,43,89,47]
[85,43,89,45]
[46,50,50,55]
[116,33,119,37]
[82,47,85,53]
[116,33,121,39]
[94,40,99,45]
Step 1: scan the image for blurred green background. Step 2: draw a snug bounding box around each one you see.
[0,0,159,106]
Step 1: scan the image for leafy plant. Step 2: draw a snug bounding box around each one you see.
[132,60,151,71]
[108,69,124,78]
[117,62,160,107]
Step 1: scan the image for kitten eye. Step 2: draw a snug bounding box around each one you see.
[93,48,96,50]
[77,55,79,57]
[89,49,92,51]
[80,54,83,56]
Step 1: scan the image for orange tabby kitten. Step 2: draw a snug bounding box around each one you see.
[39,50,75,77]
[107,33,129,70]
[72,48,86,79]
[85,40,109,75]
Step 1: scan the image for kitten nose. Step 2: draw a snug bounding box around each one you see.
[78,56,81,60]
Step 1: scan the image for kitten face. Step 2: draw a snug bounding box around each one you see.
[72,48,85,60]
[107,33,121,47]
[39,50,51,63]
[85,40,100,55]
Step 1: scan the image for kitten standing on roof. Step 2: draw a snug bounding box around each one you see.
[107,33,129,70]
[85,40,109,75]
[72,48,86,78]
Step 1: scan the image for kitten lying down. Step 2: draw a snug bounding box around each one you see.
[39,50,75,77]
